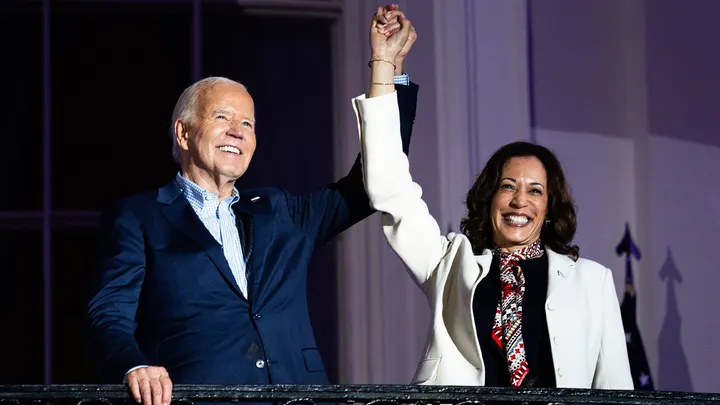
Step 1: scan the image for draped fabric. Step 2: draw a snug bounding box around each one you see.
[491,240,544,387]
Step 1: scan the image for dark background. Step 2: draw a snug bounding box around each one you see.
[0,1,339,384]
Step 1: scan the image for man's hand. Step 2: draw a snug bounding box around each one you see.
[394,23,417,75]
[375,5,417,75]
[126,366,173,405]
[370,5,412,65]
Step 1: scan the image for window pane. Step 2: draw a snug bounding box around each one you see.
[52,2,192,210]
[0,1,43,210]
[0,232,44,383]
[52,230,98,383]
[202,5,335,194]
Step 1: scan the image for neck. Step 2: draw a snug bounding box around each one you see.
[182,166,236,200]
[495,238,541,254]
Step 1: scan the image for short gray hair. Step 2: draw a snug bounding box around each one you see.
[170,76,247,164]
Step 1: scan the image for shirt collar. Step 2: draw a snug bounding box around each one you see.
[175,172,239,207]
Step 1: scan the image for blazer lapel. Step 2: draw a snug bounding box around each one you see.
[545,248,576,303]
[469,249,493,289]
[156,181,245,299]
[446,246,493,369]
[233,193,274,299]
[473,255,500,343]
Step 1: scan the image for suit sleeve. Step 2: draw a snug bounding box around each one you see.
[285,83,418,245]
[86,202,149,382]
[352,91,450,289]
[592,268,634,389]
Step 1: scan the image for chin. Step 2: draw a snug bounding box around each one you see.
[499,231,538,246]
[220,165,248,179]
[227,171,247,180]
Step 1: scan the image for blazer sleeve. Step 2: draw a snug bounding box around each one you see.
[285,83,418,245]
[86,202,149,382]
[592,267,634,389]
[352,91,450,288]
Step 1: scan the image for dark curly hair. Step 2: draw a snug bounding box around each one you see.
[459,141,579,260]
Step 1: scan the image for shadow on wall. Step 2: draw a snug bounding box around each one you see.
[658,247,693,392]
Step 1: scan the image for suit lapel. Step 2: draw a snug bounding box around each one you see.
[473,256,500,342]
[233,193,274,299]
[446,246,493,368]
[545,248,576,302]
[156,181,245,299]
[470,249,493,289]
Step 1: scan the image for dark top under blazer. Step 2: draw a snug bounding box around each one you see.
[473,254,557,388]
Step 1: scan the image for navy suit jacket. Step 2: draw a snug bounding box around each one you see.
[87,84,418,384]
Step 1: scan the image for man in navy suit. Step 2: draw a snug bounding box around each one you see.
[86,7,416,405]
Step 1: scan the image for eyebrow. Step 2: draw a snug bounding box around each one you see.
[501,177,545,188]
[211,107,233,115]
[210,108,256,123]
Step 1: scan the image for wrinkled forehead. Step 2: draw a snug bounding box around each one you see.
[199,83,255,117]
[501,156,548,183]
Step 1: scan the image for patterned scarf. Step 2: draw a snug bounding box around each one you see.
[491,239,544,388]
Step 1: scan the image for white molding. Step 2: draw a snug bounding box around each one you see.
[334,0,385,384]
[468,0,532,170]
[433,0,531,230]
[433,0,471,232]
[616,0,656,380]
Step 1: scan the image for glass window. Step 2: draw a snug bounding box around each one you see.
[0,1,43,210]
[51,2,192,210]
[52,229,99,383]
[202,4,335,194]
[0,232,44,383]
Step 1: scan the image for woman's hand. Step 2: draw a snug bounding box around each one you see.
[370,5,412,64]
[369,5,413,97]
[375,4,417,75]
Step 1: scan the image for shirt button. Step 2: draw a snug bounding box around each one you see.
[255,359,265,369]
[547,302,555,311]
[557,368,563,377]
[553,336,560,345]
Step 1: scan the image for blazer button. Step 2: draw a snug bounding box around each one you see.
[253,313,261,320]
[255,359,265,369]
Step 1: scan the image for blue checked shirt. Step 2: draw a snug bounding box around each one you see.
[394,73,409,86]
[175,173,249,298]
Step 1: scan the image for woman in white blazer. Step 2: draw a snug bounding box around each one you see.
[354,11,633,390]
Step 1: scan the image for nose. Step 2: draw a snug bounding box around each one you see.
[227,120,245,139]
[510,190,528,208]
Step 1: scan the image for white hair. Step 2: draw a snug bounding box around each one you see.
[170,76,247,164]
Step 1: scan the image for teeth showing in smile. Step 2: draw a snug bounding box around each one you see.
[219,146,240,155]
[505,215,529,225]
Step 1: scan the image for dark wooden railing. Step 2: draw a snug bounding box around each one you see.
[1,385,719,405]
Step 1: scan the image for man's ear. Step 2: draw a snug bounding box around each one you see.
[175,120,190,153]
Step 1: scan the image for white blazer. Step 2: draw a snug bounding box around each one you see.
[352,91,633,389]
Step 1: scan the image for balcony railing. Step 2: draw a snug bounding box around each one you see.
[1,385,720,405]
